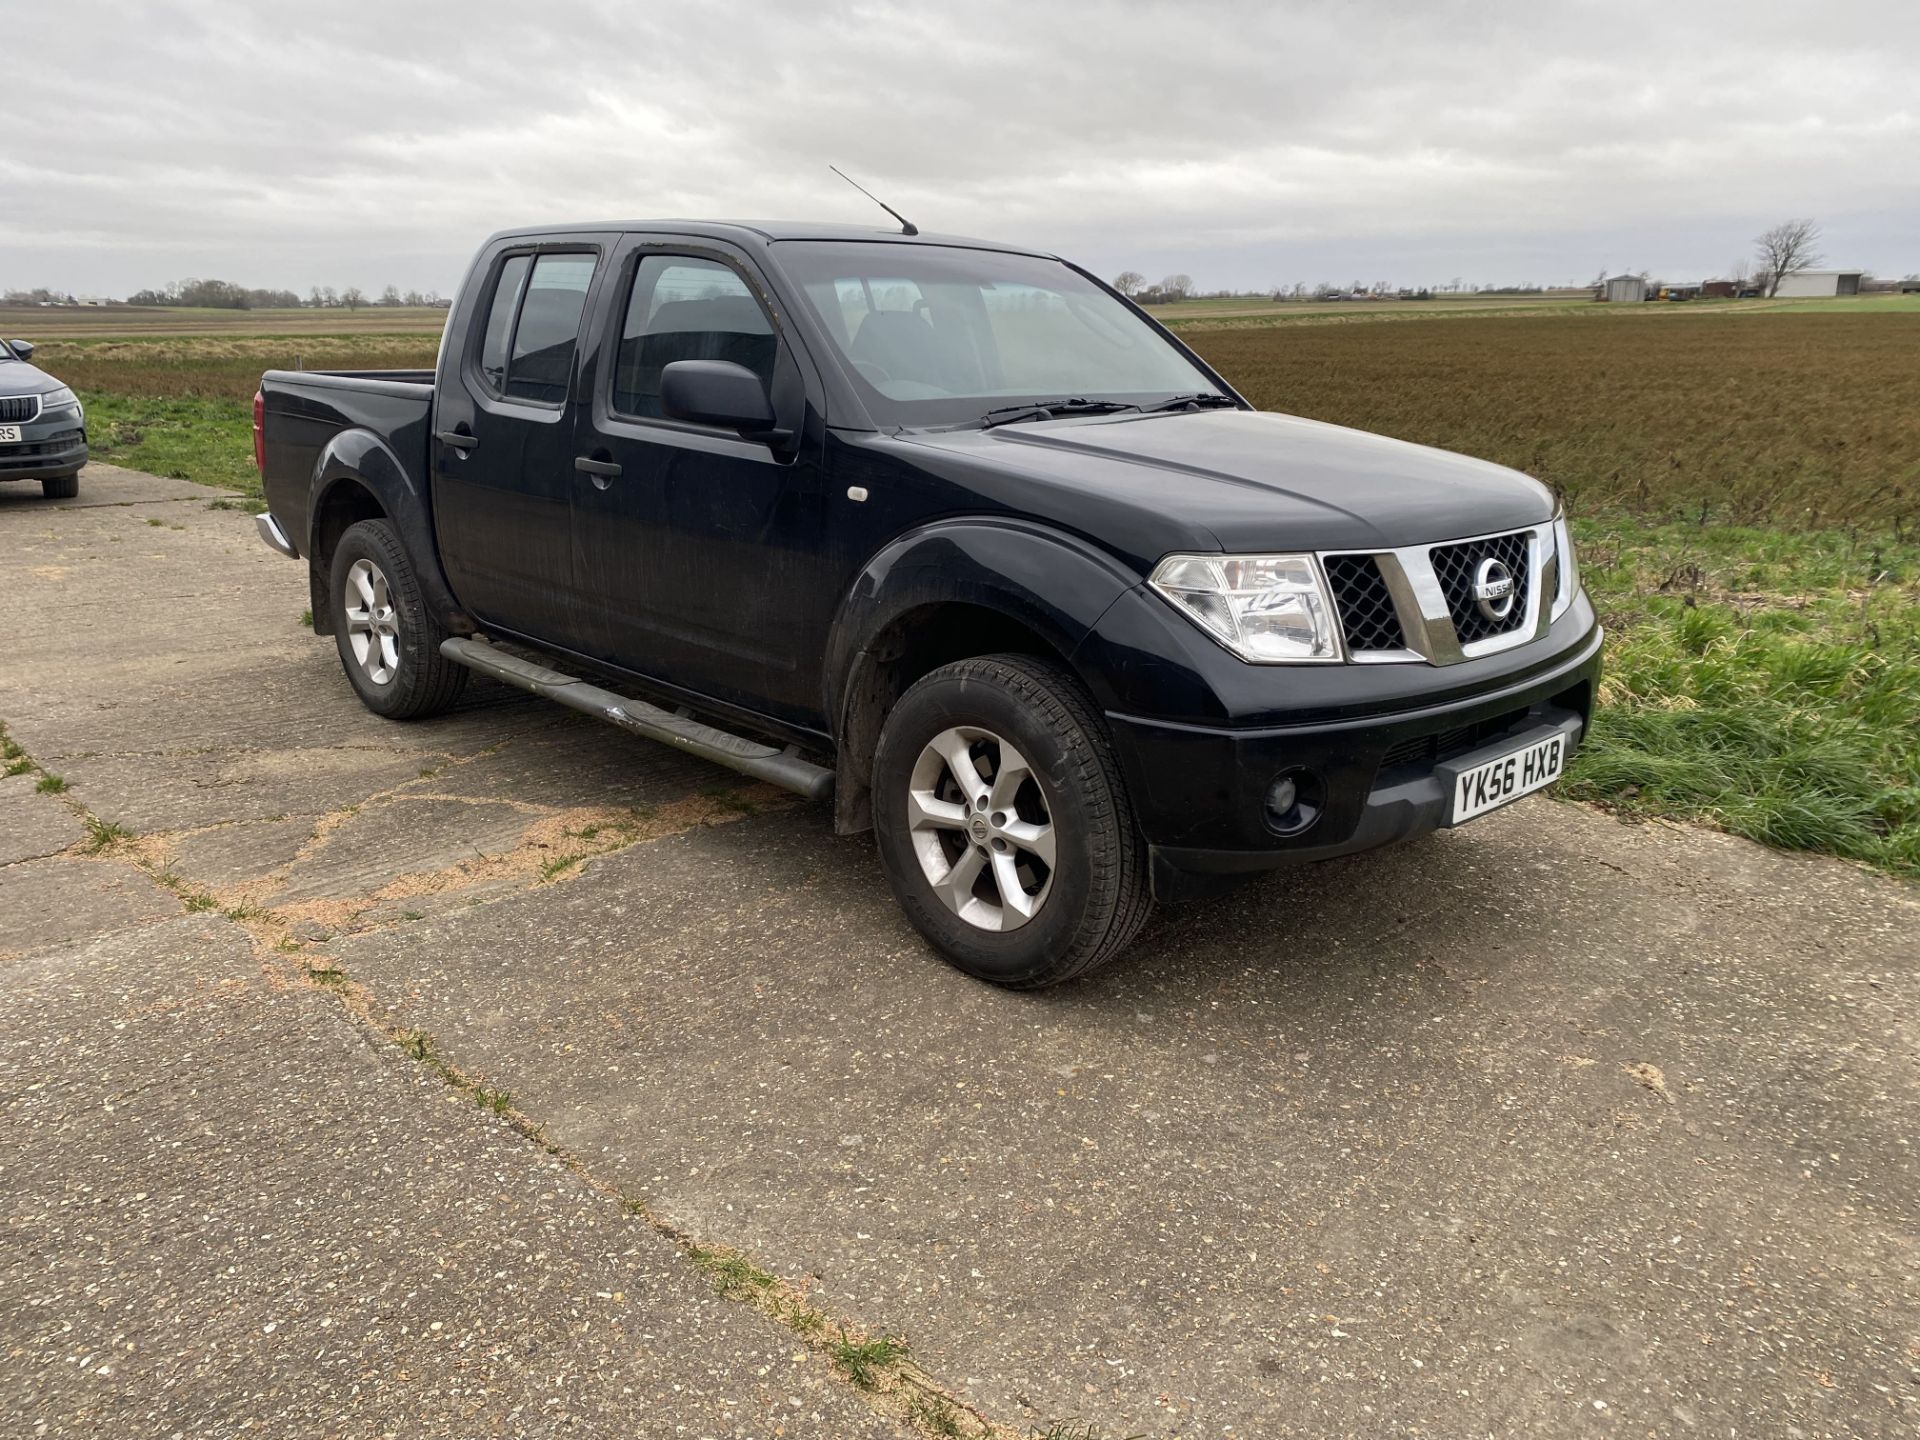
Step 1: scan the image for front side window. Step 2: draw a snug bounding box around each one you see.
[613,255,777,419]
[775,241,1216,427]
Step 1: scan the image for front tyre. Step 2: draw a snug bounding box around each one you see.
[872,654,1152,988]
[327,518,467,720]
[41,474,79,499]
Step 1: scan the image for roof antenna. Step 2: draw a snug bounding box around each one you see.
[829,165,918,236]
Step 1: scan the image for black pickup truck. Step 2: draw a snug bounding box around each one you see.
[256,221,1600,988]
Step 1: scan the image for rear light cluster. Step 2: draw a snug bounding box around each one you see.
[251,390,266,472]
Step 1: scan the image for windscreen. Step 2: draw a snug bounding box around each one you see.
[775,242,1217,427]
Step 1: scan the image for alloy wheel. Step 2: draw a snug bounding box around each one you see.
[343,557,401,686]
[906,725,1056,931]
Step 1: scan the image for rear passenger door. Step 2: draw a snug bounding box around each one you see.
[433,242,605,645]
[570,240,832,727]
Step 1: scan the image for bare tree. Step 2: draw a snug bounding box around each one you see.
[1756,218,1821,297]
[1111,270,1145,297]
[1159,274,1192,299]
[341,286,366,310]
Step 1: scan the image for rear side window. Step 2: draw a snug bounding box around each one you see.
[613,255,776,419]
[477,254,531,392]
[472,251,595,403]
[505,255,596,403]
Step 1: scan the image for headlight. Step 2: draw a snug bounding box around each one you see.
[1149,552,1341,662]
[37,385,79,415]
[1551,512,1578,621]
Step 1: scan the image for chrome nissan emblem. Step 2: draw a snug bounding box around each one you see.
[1471,558,1517,621]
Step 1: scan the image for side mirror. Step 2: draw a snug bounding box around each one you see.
[5,339,33,361]
[659,360,777,435]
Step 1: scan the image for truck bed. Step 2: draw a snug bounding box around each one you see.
[258,369,437,559]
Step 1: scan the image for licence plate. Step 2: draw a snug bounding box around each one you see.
[0,425,19,443]
[1447,732,1567,825]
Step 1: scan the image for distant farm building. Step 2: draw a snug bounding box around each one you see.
[1700,280,1738,299]
[1602,275,1648,303]
[1774,270,1863,298]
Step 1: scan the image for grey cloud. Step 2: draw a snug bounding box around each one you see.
[5,0,1913,295]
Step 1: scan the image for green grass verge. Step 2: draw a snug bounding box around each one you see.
[1566,519,1918,875]
[82,390,260,497]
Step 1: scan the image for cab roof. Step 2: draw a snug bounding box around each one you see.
[482,219,1056,259]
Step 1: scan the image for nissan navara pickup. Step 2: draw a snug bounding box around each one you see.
[255,221,1601,988]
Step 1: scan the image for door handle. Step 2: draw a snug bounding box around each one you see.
[574,457,622,478]
[436,430,478,451]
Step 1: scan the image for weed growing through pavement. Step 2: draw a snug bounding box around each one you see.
[908,1392,970,1437]
[81,817,135,853]
[35,773,67,794]
[829,1329,909,1391]
[689,1245,780,1300]
[539,853,583,882]
[6,757,34,778]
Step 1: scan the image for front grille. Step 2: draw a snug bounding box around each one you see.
[0,395,40,423]
[0,428,84,462]
[1379,706,1530,770]
[1322,553,1405,652]
[1430,530,1532,645]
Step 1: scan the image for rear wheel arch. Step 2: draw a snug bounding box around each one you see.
[306,476,387,637]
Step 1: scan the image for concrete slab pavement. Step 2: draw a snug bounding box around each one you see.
[0,909,912,1438]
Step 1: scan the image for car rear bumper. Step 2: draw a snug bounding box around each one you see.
[1105,621,1604,900]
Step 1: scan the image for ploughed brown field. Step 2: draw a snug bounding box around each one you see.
[1181,312,1920,532]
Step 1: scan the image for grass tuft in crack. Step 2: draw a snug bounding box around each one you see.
[82,817,137,853]
[35,773,68,794]
[689,1244,780,1300]
[1028,1425,1146,1440]
[908,1392,972,1437]
[830,1328,909,1391]
[473,1085,513,1114]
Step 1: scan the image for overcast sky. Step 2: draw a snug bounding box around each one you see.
[7,0,1913,297]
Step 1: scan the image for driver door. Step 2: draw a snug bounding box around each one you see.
[570,240,833,727]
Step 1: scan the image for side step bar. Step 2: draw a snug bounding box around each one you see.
[440,637,834,802]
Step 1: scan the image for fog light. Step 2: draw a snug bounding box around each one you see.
[1264,767,1322,836]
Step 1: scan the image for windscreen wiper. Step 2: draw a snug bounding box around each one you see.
[980,398,1141,429]
[1144,391,1240,412]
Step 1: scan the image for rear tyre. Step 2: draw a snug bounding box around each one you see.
[41,474,79,499]
[872,653,1153,989]
[328,518,467,720]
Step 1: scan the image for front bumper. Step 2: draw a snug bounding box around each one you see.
[1105,619,1604,900]
[0,407,87,480]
